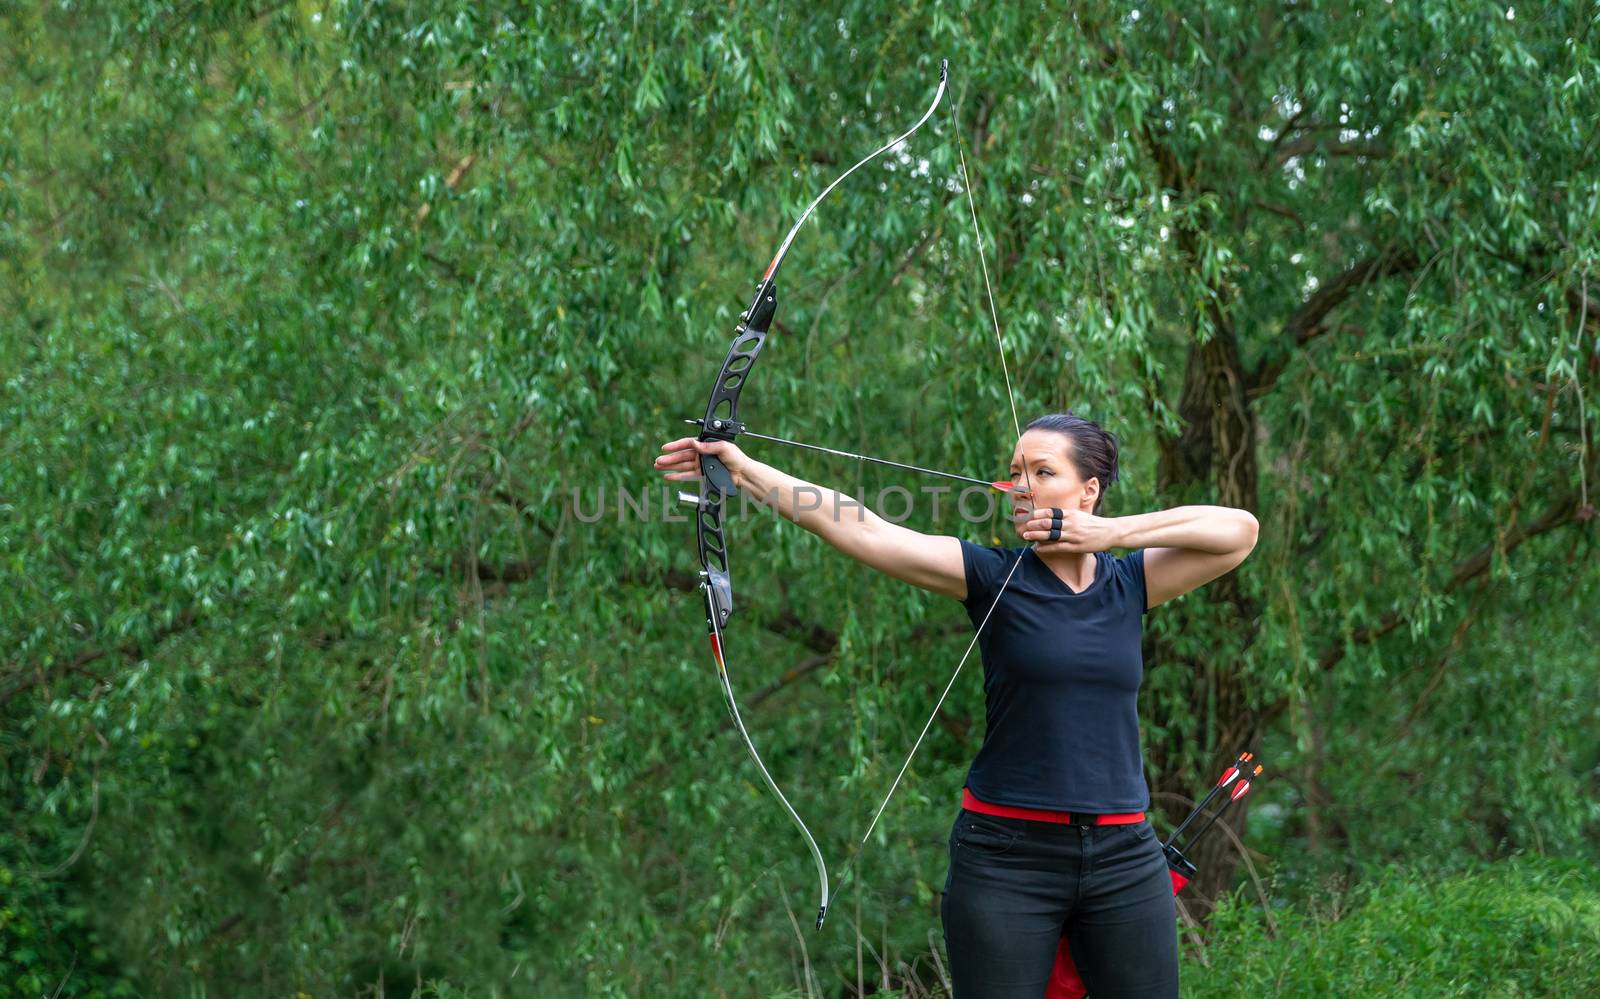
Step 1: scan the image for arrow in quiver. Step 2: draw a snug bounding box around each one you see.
[1046,752,1267,999]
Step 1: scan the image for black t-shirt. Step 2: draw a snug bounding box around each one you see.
[958,541,1150,813]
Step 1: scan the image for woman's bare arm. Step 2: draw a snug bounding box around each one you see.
[657,437,968,600]
[1114,506,1259,610]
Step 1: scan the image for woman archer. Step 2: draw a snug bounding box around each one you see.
[655,410,1257,999]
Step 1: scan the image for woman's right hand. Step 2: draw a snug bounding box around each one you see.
[654,437,752,490]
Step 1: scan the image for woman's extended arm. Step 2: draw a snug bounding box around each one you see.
[656,437,968,600]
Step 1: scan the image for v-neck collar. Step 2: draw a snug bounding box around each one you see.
[1028,549,1106,597]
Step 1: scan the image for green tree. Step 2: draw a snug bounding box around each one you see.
[2,1,1595,995]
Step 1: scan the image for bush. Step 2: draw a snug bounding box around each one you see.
[1182,856,1600,997]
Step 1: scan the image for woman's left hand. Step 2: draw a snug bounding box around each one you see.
[1016,506,1121,552]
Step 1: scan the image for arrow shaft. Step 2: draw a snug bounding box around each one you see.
[742,429,1001,490]
[686,419,1011,492]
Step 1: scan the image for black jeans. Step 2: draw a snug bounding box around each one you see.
[941,809,1178,998]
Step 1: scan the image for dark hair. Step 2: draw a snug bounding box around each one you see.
[1023,412,1120,514]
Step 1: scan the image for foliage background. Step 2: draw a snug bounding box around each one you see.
[2,1,1596,996]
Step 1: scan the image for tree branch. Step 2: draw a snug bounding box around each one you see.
[1315,485,1588,677]
[1249,249,1420,397]
[1276,137,1391,165]
[1,609,198,706]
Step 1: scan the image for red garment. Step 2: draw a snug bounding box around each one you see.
[961,787,1146,826]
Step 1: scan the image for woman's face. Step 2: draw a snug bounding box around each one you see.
[1009,430,1099,532]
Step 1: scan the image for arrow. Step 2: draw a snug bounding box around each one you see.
[686,420,1022,494]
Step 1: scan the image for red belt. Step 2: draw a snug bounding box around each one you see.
[962,787,1145,826]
